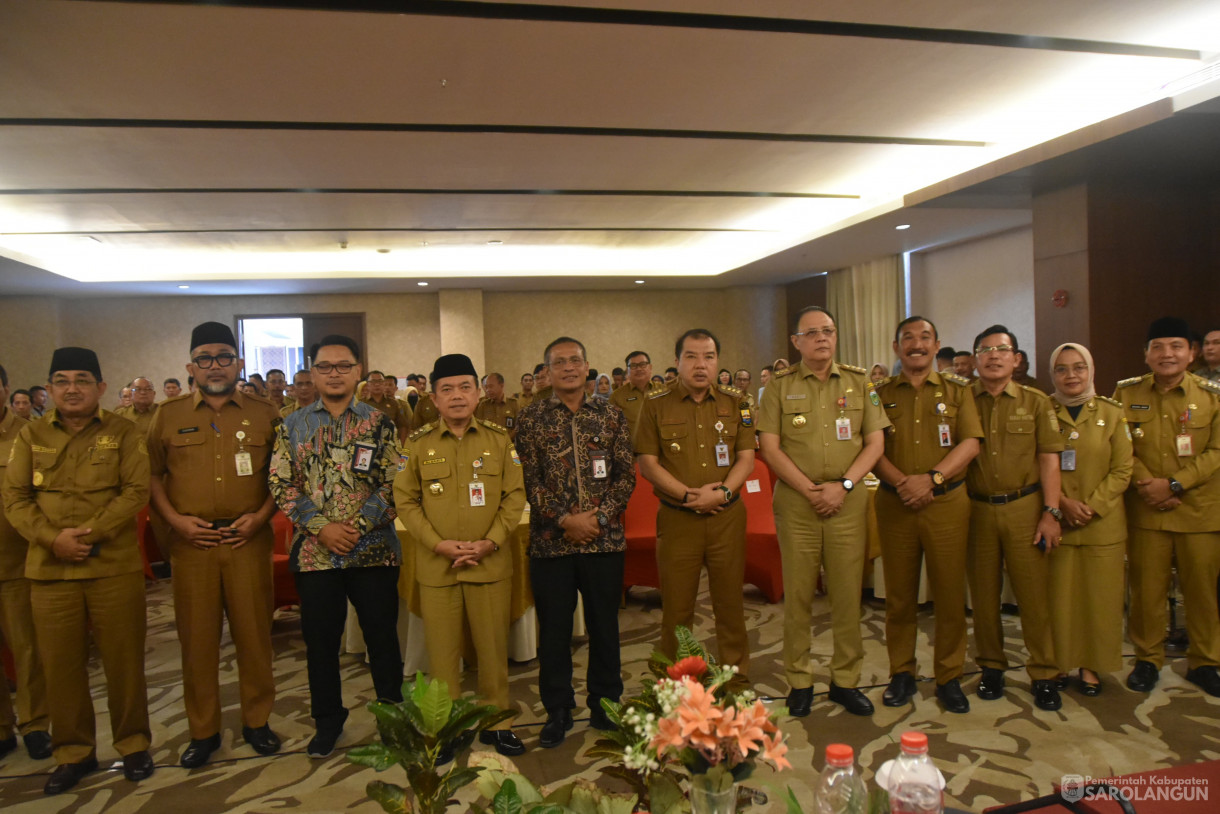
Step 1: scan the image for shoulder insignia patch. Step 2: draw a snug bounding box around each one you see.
[941,372,970,386]
[1116,375,1145,388]
[478,418,507,434]
[409,423,435,441]
[1195,376,1220,395]
[719,383,742,397]
[839,363,867,374]
[774,365,798,378]
[648,389,670,399]
[1095,395,1123,408]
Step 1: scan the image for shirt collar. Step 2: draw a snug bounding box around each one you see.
[972,379,1020,399]
[796,360,841,379]
[192,387,243,410]
[48,405,103,429]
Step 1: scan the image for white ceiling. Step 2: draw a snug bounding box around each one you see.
[0,0,1217,295]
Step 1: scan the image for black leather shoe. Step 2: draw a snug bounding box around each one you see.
[977,667,1006,700]
[827,683,874,716]
[1032,680,1062,711]
[786,686,813,718]
[1053,673,1070,690]
[1185,665,1220,697]
[24,730,53,760]
[588,706,617,731]
[539,708,573,749]
[122,750,155,781]
[1127,660,1159,692]
[307,727,343,759]
[935,679,970,714]
[0,735,16,759]
[44,757,99,795]
[1078,669,1102,697]
[180,733,221,768]
[479,729,527,756]
[243,724,282,755]
[882,672,918,707]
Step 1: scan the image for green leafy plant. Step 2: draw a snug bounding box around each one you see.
[469,753,639,814]
[348,672,515,814]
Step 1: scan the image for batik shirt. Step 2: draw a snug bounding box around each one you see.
[270,398,401,572]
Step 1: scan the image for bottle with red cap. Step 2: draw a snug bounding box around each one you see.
[814,743,866,814]
[888,732,943,814]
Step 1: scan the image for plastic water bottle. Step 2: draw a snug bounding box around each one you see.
[889,732,943,814]
[815,743,866,814]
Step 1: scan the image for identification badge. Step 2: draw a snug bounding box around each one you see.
[468,481,486,507]
[235,451,253,477]
[591,451,608,479]
[715,442,731,467]
[1060,449,1077,471]
[835,417,852,441]
[938,423,952,447]
[1177,434,1194,457]
[352,442,376,473]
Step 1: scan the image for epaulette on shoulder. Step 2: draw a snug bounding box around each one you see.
[1017,383,1049,397]
[1116,375,1146,388]
[1095,395,1123,408]
[1194,375,1220,395]
[409,422,435,441]
[941,372,970,386]
[719,383,742,397]
[477,418,508,434]
[774,365,798,378]
[839,363,867,374]
[648,388,671,399]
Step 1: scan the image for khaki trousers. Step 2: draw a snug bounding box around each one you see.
[1128,528,1220,669]
[0,577,49,735]
[968,492,1057,680]
[418,579,512,729]
[171,529,276,738]
[30,571,150,764]
[876,486,969,684]
[773,483,867,689]
[656,501,748,674]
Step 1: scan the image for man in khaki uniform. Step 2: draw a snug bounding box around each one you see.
[0,363,51,761]
[873,317,981,714]
[148,322,283,768]
[1,347,153,794]
[282,369,315,418]
[114,376,159,434]
[1116,317,1220,695]
[411,385,440,430]
[609,350,663,439]
[758,306,888,718]
[396,354,526,757]
[637,329,756,675]
[265,368,290,412]
[966,324,1065,711]
[513,371,535,404]
[362,370,413,443]
[531,363,552,403]
[474,372,519,438]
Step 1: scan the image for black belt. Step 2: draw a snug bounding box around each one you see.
[207,518,240,528]
[968,483,1040,504]
[660,497,740,514]
[879,479,964,497]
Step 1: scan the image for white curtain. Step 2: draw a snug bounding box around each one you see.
[825,255,903,370]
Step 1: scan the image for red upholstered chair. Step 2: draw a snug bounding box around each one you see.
[622,463,661,591]
[271,511,299,609]
[134,506,157,581]
[741,458,784,603]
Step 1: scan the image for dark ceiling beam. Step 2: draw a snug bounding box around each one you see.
[0,187,859,199]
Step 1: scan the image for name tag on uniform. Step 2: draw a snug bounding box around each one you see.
[938,423,952,447]
[235,451,253,477]
[715,442,730,467]
[469,481,486,506]
[1060,449,1076,471]
[591,451,608,479]
[352,442,377,473]
[835,417,852,441]
[1177,434,1194,457]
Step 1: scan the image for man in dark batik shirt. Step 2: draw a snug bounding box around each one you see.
[514,336,634,749]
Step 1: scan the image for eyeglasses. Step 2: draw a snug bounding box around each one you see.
[794,328,836,338]
[50,376,98,389]
[549,356,586,369]
[626,361,651,369]
[974,344,1015,356]
[1054,364,1090,376]
[313,362,356,374]
[192,353,238,369]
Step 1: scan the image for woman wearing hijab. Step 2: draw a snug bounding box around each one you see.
[772,358,790,372]
[1047,343,1133,696]
[869,363,889,385]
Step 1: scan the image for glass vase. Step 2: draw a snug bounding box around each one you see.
[689,779,737,814]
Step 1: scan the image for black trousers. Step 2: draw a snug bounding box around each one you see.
[294,566,403,729]
[530,551,624,714]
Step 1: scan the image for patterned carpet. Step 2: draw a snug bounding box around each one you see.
[1,577,1217,813]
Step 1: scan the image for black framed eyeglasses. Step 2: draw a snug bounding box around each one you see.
[191,353,238,369]
[313,362,356,374]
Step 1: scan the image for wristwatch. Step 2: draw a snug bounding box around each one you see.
[1043,505,1064,522]
[1169,477,1185,496]
[596,510,609,527]
[716,485,733,502]
[928,470,946,487]
[839,478,855,492]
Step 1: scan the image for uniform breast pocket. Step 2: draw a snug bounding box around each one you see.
[1186,410,1212,449]
[81,447,121,488]
[660,421,688,442]
[419,460,452,499]
[1005,418,1037,452]
[715,413,739,439]
[241,433,271,473]
[781,401,812,433]
[169,433,207,468]
[935,404,959,432]
[479,456,503,477]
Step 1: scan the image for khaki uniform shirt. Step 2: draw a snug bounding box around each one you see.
[148,391,280,523]
[756,362,890,482]
[967,381,1064,495]
[531,386,553,404]
[474,396,520,436]
[877,370,982,482]
[2,408,149,580]
[362,395,412,441]
[635,382,756,493]
[114,403,159,435]
[1114,372,1220,532]
[1053,398,1132,544]
[609,381,663,438]
[0,408,31,580]
[281,399,313,419]
[395,419,525,586]
[411,394,439,430]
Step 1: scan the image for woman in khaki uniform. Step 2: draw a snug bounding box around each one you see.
[1047,343,1132,696]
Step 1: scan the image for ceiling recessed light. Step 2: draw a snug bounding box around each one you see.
[417,281,429,286]
[177,284,190,289]
[487,240,503,246]
[895,224,911,230]
[634,280,645,285]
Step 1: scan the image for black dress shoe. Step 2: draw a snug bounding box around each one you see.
[935,679,970,714]
[1032,680,1062,711]
[786,686,813,718]
[307,727,343,759]
[827,683,874,716]
[243,724,282,755]
[1053,673,1070,690]
[588,705,617,731]
[24,730,53,760]
[1127,660,1159,692]
[479,729,527,756]
[0,735,16,759]
[976,667,1006,700]
[180,733,222,768]
[1185,665,1220,697]
[882,672,918,707]
[123,750,155,781]
[539,708,573,749]
[44,757,99,795]
[1078,669,1102,697]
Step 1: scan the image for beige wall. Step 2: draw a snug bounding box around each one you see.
[909,227,1037,373]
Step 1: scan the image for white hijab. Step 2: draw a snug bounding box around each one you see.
[1048,342,1096,408]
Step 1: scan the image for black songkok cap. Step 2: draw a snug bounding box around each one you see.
[190,321,237,351]
[1147,316,1190,343]
[430,354,478,386]
[49,347,102,381]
